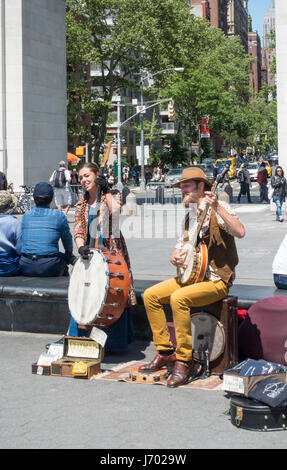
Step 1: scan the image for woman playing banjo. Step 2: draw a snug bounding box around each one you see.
[139,166,245,387]
[68,162,136,351]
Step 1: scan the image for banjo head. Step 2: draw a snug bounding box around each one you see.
[179,242,197,284]
[68,249,109,326]
[191,312,225,362]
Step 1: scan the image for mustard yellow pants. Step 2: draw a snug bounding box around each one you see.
[143,277,228,362]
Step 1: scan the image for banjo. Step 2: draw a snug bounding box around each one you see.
[177,166,230,286]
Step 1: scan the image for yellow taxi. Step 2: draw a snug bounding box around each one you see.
[264,161,272,177]
[215,157,237,179]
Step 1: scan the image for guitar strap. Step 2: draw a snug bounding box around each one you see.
[183,210,206,243]
[183,212,190,242]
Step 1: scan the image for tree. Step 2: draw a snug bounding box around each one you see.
[157,22,252,156]
[265,29,276,80]
[66,0,195,160]
[249,85,278,151]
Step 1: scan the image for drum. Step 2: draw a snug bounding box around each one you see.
[68,248,131,328]
[191,312,225,362]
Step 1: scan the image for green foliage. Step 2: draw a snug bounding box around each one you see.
[248,85,278,151]
[159,135,189,165]
[66,0,194,159]
[66,0,277,161]
[160,23,252,153]
[265,28,276,78]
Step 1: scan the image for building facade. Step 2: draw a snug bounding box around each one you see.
[227,0,249,52]
[208,0,228,33]
[263,0,275,48]
[248,31,262,93]
[261,47,276,87]
[261,1,276,88]
[0,0,67,189]
[90,62,138,165]
[189,0,211,21]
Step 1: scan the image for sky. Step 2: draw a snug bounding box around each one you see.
[248,0,274,41]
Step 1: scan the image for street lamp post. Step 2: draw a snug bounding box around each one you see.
[112,66,183,191]
[116,98,171,191]
[137,67,184,191]
[117,97,122,189]
[139,78,145,191]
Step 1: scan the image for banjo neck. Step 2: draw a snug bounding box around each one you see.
[194,165,230,240]
[195,179,218,239]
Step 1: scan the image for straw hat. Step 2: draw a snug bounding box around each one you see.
[172,167,212,188]
[0,191,18,214]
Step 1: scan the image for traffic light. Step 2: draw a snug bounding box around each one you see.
[76,146,85,157]
[168,100,175,121]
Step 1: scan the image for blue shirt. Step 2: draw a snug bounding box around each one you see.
[21,207,73,255]
[87,206,104,247]
[0,215,22,256]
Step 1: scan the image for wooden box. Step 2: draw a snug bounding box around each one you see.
[51,336,102,379]
[51,358,101,379]
[32,363,51,376]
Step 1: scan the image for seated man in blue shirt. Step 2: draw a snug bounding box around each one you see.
[0,191,22,276]
[20,182,75,277]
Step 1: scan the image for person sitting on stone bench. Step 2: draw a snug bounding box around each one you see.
[20,182,75,277]
[0,191,22,276]
[139,167,245,388]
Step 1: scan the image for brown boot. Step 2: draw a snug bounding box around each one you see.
[138,352,176,373]
[166,360,202,388]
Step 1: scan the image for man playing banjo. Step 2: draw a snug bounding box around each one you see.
[139,167,245,387]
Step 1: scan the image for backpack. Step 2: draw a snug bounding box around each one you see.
[238,170,246,184]
[0,171,7,190]
[54,170,66,188]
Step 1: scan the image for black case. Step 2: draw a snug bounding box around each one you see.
[230,396,287,432]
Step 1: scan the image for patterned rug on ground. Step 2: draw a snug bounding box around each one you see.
[91,361,223,391]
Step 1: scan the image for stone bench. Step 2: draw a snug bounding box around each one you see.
[0,276,287,337]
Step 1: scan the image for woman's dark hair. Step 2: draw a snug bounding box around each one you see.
[275,166,284,177]
[78,162,100,175]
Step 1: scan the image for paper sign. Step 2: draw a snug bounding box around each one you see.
[90,327,108,348]
[37,353,60,366]
[47,343,64,359]
[67,339,100,359]
[223,374,245,394]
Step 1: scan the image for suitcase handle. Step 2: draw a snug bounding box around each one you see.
[235,406,243,427]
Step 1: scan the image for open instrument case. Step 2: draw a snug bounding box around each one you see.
[32,336,103,379]
[51,336,103,379]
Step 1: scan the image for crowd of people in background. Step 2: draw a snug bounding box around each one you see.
[100,162,171,187]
